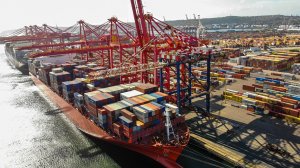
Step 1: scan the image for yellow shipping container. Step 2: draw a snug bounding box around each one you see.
[224,95,233,100]
[218,78,226,82]
[223,91,234,96]
[232,95,242,102]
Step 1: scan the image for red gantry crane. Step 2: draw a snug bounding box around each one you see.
[2,0,211,112]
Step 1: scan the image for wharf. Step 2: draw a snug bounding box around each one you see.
[190,133,271,168]
[185,71,300,167]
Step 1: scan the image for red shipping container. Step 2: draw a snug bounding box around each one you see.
[232,74,245,79]
[271,72,282,76]
[252,84,263,89]
[123,127,133,138]
[243,85,256,92]
[86,103,98,117]
[113,123,123,136]
[281,107,300,117]
[121,109,137,122]
[271,86,287,92]
[280,102,297,109]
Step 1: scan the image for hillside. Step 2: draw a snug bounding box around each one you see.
[2,15,300,36]
[166,15,300,27]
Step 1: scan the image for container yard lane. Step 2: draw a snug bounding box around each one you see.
[0,45,120,168]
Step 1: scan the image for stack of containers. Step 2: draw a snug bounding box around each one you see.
[28,59,40,76]
[121,109,137,122]
[135,83,158,94]
[61,63,77,79]
[113,122,123,136]
[224,88,300,117]
[149,92,168,104]
[128,95,153,106]
[49,68,72,94]
[98,109,108,129]
[62,79,84,102]
[287,85,300,95]
[74,92,84,113]
[292,63,300,74]
[103,102,130,129]
[120,90,144,100]
[73,65,88,78]
[92,76,120,88]
[119,116,134,138]
[84,91,115,122]
[132,102,165,129]
[38,63,54,85]
[98,84,136,101]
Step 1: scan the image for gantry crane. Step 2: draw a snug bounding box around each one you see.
[1,0,212,113]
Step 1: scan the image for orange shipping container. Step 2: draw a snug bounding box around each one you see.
[281,97,299,105]
[272,86,287,92]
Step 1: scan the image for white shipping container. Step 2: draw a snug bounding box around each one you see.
[120,90,143,100]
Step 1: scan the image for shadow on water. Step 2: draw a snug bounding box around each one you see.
[84,134,164,168]
[77,145,105,159]
[44,108,64,116]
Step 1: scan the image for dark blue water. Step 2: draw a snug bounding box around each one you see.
[0,45,232,168]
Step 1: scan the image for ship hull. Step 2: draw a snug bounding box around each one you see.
[30,74,186,168]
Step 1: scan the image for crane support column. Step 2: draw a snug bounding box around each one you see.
[188,56,192,106]
[176,60,181,113]
[159,58,164,92]
[206,50,211,113]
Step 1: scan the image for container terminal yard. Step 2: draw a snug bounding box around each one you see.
[0,0,300,168]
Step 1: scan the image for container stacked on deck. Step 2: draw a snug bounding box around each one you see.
[98,84,136,101]
[223,77,300,118]
[73,65,88,78]
[98,83,170,140]
[292,63,300,75]
[122,102,165,138]
[103,101,130,129]
[92,76,121,88]
[74,92,84,113]
[135,83,158,94]
[120,90,143,100]
[62,79,84,102]
[38,63,54,85]
[49,68,72,94]
[28,59,40,76]
[84,91,115,124]
[61,63,77,79]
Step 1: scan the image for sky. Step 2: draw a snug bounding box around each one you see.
[0,0,299,33]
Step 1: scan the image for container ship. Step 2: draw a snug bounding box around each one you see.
[4,42,31,74]
[28,57,190,168]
